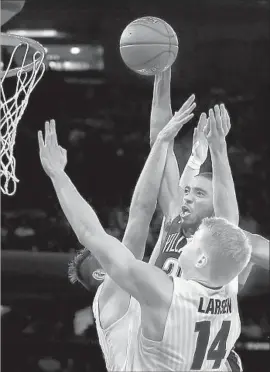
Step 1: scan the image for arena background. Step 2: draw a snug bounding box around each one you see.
[1,0,270,371]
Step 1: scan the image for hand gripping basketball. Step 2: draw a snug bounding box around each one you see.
[157,94,196,142]
[38,120,67,178]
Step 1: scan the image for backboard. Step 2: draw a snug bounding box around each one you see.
[1,0,25,26]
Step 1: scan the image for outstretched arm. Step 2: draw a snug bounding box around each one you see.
[150,70,196,219]
[149,71,208,264]
[38,111,194,281]
[205,105,239,225]
[40,120,173,307]
[38,121,169,255]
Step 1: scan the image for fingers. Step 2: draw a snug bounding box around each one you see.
[214,105,223,134]
[50,119,58,146]
[208,109,216,136]
[44,119,58,148]
[180,94,196,113]
[44,121,51,147]
[203,118,211,137]
[176,102,196,118]
[193,127,198,144]
[38,130,45,149]
[220,103,231,135]
[177,113,194,127]
[197,112,207,132]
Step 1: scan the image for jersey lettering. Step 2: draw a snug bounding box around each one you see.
[162,257,181,277]
[191,320,231,370]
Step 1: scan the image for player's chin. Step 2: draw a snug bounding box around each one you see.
[181,213,194,224]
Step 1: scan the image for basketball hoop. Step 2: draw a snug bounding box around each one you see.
[0,32,46,196]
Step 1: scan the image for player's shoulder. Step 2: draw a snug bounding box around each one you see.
[226,276,239,295]
[172,277,198,296]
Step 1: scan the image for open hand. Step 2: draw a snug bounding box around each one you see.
[203,104,231,152]
[192,112,209,164]
[38,119,67,178]
[157,94,196,142]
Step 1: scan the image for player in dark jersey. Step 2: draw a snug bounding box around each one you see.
[68,70,268,370]
[149,69,269,371]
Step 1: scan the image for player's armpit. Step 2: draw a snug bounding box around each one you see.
[244,231,270,270]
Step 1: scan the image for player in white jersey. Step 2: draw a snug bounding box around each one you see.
[38,100,196,371]
[38,99,251,370]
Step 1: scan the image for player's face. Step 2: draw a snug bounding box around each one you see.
[180,176,214,229]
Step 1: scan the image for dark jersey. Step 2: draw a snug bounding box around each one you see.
[155,215,189,278]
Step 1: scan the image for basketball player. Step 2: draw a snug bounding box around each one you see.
[38,99,195,368]
[148,69,269,277]
[38,104,251,371]
[147,69,269,371]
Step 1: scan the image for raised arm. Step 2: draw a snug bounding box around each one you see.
[149,71,208,264]
[38,115,193,311]
[204,105,239,225]
[150,70,196,219]
[122,106,194,260]
[38,110,194,270]
[179,113,209,189]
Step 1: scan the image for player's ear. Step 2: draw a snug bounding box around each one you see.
[195,254,207,268]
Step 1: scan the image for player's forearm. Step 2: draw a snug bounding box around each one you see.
[157,144,181,217]
[51,171,104,238]
[210,145,239,225]
[149,72,172,145]
[129,137,170,216]
[148,217,166,265]
[149,72,181,218]
[179,156,201,189]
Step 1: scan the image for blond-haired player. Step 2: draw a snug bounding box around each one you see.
[39,99,251,370]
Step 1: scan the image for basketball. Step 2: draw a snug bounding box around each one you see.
[120,16,179,76]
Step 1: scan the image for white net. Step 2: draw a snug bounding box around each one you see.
[0,33,45,196]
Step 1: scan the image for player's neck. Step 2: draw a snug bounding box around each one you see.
[182,227,195,238]
[190,277,222,290]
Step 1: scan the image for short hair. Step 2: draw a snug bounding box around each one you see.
[199,217,251,286]
[196,172,213,181]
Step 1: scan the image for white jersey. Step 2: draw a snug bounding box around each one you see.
[92,283,140,371]
[125,276,240,372]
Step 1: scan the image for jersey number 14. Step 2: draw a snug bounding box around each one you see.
[191,320,231,370]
